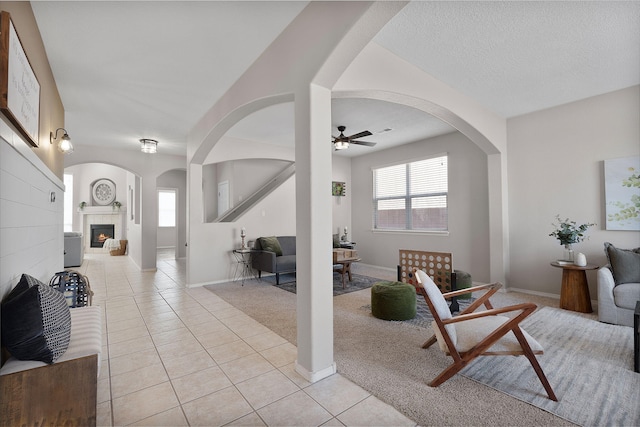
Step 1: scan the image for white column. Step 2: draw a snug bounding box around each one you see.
[294,83,336,382]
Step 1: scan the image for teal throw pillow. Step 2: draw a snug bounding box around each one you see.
[604,242,640,285]
[259,236,283,256]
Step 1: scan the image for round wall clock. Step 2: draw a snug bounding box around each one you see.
[92,179,116,206]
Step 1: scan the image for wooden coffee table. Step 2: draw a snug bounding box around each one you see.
[550,261,598,313]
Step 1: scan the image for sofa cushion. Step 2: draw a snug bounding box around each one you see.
[277,236,296,256]
[258,236,283,256]
[1,274,72,363]
[275,255,296,272]
[604,242,640,285]
[613,282,640,310]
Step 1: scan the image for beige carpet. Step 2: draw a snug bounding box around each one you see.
[205,265,592,426]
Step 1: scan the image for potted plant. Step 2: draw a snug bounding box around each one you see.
[112,201,122,210]
[549,215,595,262]
[78,201,87,210]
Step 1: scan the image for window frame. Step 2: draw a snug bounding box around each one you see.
[372,154,448,233]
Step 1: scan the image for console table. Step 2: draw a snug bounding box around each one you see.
[550,261,598,313]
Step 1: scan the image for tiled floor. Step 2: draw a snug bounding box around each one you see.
[77,251,416,426]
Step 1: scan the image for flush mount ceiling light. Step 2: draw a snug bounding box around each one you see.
[140,138,158,154]
[50,128,73,154]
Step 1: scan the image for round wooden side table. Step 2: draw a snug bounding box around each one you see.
[550,261,598,313]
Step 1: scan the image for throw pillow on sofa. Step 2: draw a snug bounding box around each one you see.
[259,236,283,256]
[604,242,640,285]
[1,274,72,363]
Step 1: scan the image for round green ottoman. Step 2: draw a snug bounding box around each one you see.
[455,269,472,299]
[371,281,416,321]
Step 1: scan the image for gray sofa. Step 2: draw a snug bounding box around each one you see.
[251,236,296,285]
[597,242,640,327]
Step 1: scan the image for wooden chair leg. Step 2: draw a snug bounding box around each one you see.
[513,327,558,401]
[422,335,437,349]
[429,361,466,387]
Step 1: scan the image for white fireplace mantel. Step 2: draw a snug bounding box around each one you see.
[79,206,127,253]
[79,206,127,215]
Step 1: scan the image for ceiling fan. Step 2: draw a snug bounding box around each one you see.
[332,126,376,150]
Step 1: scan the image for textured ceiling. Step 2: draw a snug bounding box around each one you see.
[31,1,640,158]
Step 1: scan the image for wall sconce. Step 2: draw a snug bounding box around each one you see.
[140,138,158,154]
[50,128,73,154]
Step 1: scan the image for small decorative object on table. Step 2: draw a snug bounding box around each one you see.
[240,227,247,250]
[549,215,595,263]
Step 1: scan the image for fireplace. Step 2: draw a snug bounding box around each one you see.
[90,224,114,248]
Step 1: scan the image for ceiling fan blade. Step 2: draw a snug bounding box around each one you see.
[347,130,372,140]
[351,140,376,147]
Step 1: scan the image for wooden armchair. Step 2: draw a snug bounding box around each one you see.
[414,269,558,401]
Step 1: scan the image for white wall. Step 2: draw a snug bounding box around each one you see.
[1,133,64,299]
[126,171,142,266]
[65,163,128,232]
[507,86,640,297]
[188,174,297,286]
[65,145,186,270]
[351,131,490,281]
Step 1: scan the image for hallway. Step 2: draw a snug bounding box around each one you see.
[76,252,414,426]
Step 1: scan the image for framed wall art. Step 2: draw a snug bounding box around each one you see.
[0,11,41,147]
[604,155,640,231]
[332,181,345,197]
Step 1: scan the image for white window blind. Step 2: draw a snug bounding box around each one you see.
[373,155,448,231]
[158,189,176,227]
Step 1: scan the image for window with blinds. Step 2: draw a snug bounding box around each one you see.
[373,155,448,231]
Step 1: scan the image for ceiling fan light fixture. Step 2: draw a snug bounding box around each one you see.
[334,140,349,150]
[140,138,158,154]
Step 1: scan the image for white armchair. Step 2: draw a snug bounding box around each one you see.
[597,242,640,327]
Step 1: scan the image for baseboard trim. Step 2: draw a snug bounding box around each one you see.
[505,287,560,299]
[294,361,336,383]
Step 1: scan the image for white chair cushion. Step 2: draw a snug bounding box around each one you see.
[613,282,640,310]
[416,269,456,346]
[433,315,544,355]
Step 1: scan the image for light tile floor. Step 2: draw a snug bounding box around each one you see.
[76,251,416,426]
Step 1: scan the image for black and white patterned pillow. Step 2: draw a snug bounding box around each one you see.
[1,274,72,363]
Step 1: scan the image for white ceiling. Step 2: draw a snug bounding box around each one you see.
[31,1,640,158]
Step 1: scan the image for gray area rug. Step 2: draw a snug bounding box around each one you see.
[460,306,640,427]
[260,272,381,296]
[205,278,638,426]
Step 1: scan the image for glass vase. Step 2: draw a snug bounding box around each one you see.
[563,244,574,262]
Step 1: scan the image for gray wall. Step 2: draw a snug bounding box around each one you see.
[507,85,640,297]
[351,131,490,282]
